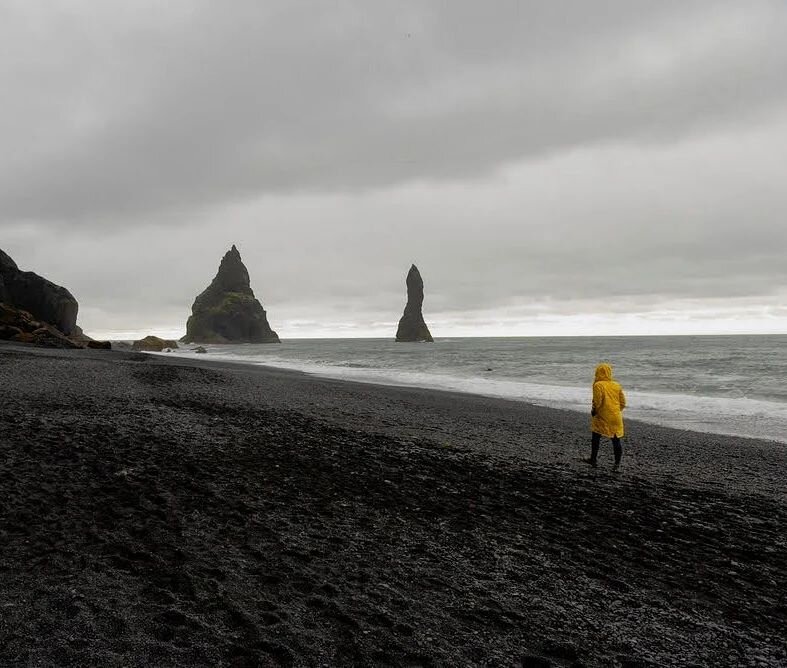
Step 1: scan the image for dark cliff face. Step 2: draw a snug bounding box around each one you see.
[0,250,15,304]
[0,248,79,336]
[181,245,280,344]
[395,264,434,342]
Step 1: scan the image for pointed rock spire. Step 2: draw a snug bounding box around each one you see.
[181,245,280,344]
[395,264,434,342]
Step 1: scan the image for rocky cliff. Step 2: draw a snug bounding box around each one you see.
[395,264,434,342]
[0,303,81,348]
[181,245,280,344]
[0,248,80,336]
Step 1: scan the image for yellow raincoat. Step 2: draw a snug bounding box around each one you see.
[591,363,626,438]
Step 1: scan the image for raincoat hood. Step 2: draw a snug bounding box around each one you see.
[594,363,613,382]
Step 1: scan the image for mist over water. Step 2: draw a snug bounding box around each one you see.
[161,335,787,443]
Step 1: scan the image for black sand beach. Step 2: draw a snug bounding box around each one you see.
[1,342,785,667]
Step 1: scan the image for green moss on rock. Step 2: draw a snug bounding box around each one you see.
[182,246,279,344]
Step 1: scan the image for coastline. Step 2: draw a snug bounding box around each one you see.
[143,345,787,500]
[143,339,787,446]
[1,341,785,666]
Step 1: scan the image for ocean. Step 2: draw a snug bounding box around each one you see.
[158,335,787,443]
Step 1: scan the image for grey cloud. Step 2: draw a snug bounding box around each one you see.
[1,1,786,337]
[2,1,787,220]
[3,115,785,337]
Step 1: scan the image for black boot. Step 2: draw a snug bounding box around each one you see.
[588,436,600,467]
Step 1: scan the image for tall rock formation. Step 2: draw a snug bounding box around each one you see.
[395,264,434,342]
[0,248,79,335]
[181,245,280,344]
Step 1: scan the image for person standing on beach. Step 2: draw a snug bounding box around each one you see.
[588,362,626,470]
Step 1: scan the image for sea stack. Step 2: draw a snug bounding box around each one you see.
[181,245,280,344]
[395,264,434,342]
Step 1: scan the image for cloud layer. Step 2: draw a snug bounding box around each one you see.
[1,1,785,336]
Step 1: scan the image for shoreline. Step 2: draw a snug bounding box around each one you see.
[145,345,787,446]
[1,341,786,666]
[147,346,787,448]
[3,341,786,501]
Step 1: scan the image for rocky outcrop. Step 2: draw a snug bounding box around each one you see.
[69,326,95,345]
[132,336,179,352]
[181,245,280,344]
[86,340,112,350]
[0,303,81,349]
[395,264,434,342]
[0,248,79,336]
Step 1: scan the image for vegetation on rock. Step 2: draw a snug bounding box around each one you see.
[182,245,279,344]
[132,336,179,352]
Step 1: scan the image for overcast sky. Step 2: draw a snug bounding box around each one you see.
[1,0,786,338]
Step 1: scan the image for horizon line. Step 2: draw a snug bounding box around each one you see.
[90,331,787,342]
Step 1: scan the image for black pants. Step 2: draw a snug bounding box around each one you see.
[591,431,622,465]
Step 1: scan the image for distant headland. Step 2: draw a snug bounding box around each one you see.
[0,248,104,348]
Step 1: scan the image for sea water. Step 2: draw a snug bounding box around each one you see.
[160,336,787,443]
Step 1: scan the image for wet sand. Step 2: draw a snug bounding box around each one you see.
[1,341,785,666]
